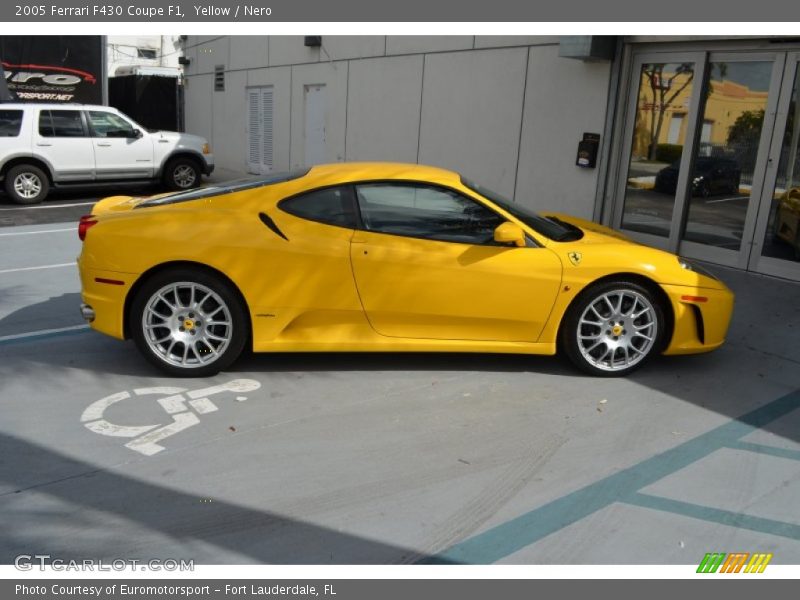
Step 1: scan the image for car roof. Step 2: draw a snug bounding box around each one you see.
[134,162,464,209]
[300,162,461,187]
[0,102,114,110]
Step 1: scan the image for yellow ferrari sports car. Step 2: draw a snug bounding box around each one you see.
[77,162,734,377]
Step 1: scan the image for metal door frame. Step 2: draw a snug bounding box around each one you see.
[678,51,786,269]
[611,51,707,252]
[747,52,800,280]
[611,46,800,281]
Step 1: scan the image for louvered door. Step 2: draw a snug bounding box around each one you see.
[246,86,274,174]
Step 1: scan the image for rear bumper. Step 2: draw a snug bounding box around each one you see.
[78,261,136,340]
[661,283,734,355]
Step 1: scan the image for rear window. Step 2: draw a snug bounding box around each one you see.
[136,169,311,208]
[279,186,357,228]
[0,109,23,137]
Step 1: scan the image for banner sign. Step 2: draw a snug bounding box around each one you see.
[0,36,104,103]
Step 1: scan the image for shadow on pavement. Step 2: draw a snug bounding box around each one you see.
[0,430,423,564]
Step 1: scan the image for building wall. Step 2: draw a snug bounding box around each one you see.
[183,36,611,218]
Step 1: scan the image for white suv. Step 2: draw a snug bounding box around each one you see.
[0,103,214,204]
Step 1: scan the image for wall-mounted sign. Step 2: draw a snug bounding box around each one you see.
[576,132,601,169]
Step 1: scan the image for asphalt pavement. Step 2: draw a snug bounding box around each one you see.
[1,208,800,565]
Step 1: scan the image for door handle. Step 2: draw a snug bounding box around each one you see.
[96,142,112,147]
[35,142,52,147]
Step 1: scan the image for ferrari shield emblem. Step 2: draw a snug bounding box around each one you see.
[567,251,582,265]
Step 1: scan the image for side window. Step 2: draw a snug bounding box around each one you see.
[0,110,23,137]
[87,111,136,138]
[279,186,357,229]
[38,110,86,138]
[355,183,506,245]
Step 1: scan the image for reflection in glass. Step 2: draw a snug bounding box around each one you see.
[621,63,696,237]
[682,61,772,250]
[761,66,800,263]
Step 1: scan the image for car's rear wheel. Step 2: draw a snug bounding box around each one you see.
[163,156,201,191]
[561,280,665,377]
[131,268,247,377]
[5,164,50,205]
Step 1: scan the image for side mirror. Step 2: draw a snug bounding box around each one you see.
[131,129,143,139]
[494,221,526,247]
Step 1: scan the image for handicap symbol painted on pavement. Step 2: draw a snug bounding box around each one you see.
[80,379,261,456]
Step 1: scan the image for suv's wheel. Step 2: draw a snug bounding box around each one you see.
[163,157,201,191]
[5,164,50,205]
[561,281,665,377]
[131,268,248,377]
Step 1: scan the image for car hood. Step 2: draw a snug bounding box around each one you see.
[151,130,207,146]
[538,213,728,290]
[540,212,633,244]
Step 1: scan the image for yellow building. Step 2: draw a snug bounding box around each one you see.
[632,66,769,159]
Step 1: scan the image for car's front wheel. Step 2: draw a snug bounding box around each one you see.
[163,157,201,191]
[561,281,665,377]
[4,164,50,205]
[131,268,248,377]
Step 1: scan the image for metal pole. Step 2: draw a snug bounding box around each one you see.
[0,60,13,102]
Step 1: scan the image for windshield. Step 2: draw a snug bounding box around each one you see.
[460,176,582,242]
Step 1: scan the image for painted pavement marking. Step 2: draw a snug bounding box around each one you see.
[421,389,800,564]
[81,379,262,456]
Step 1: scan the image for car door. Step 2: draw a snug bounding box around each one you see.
[248,184,363,343]
[349,182,563,343]
[34,108,95,182]
[85,109,154,179]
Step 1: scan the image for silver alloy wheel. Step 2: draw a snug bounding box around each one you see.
[142,281,233,369]
[13,172,43,199]
[173,164,197,188]
[576,289,657,372]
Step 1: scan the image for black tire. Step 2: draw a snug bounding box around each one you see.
[560,280,666,377]
[4,164,50,205]
[162,156,202,191]
[130,267,248,377]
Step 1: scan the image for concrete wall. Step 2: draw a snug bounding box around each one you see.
[183,36,611,218]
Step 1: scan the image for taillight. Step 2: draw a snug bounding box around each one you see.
[78,215,97,241]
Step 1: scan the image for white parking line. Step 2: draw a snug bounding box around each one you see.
[0,201,96,211]
[0,324,89,343]
[0,262,75,274]
[0,227,76,237]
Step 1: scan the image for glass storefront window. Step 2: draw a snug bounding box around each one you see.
[621,62,696,237]
[682,61,773,251]
[761,65,800,263]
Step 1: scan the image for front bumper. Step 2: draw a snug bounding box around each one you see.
[661,283,734,355]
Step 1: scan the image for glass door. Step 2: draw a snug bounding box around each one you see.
[677,53,785,268]
[613,53,706,250]
[749,53,800,280]
[613,49,800,281]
